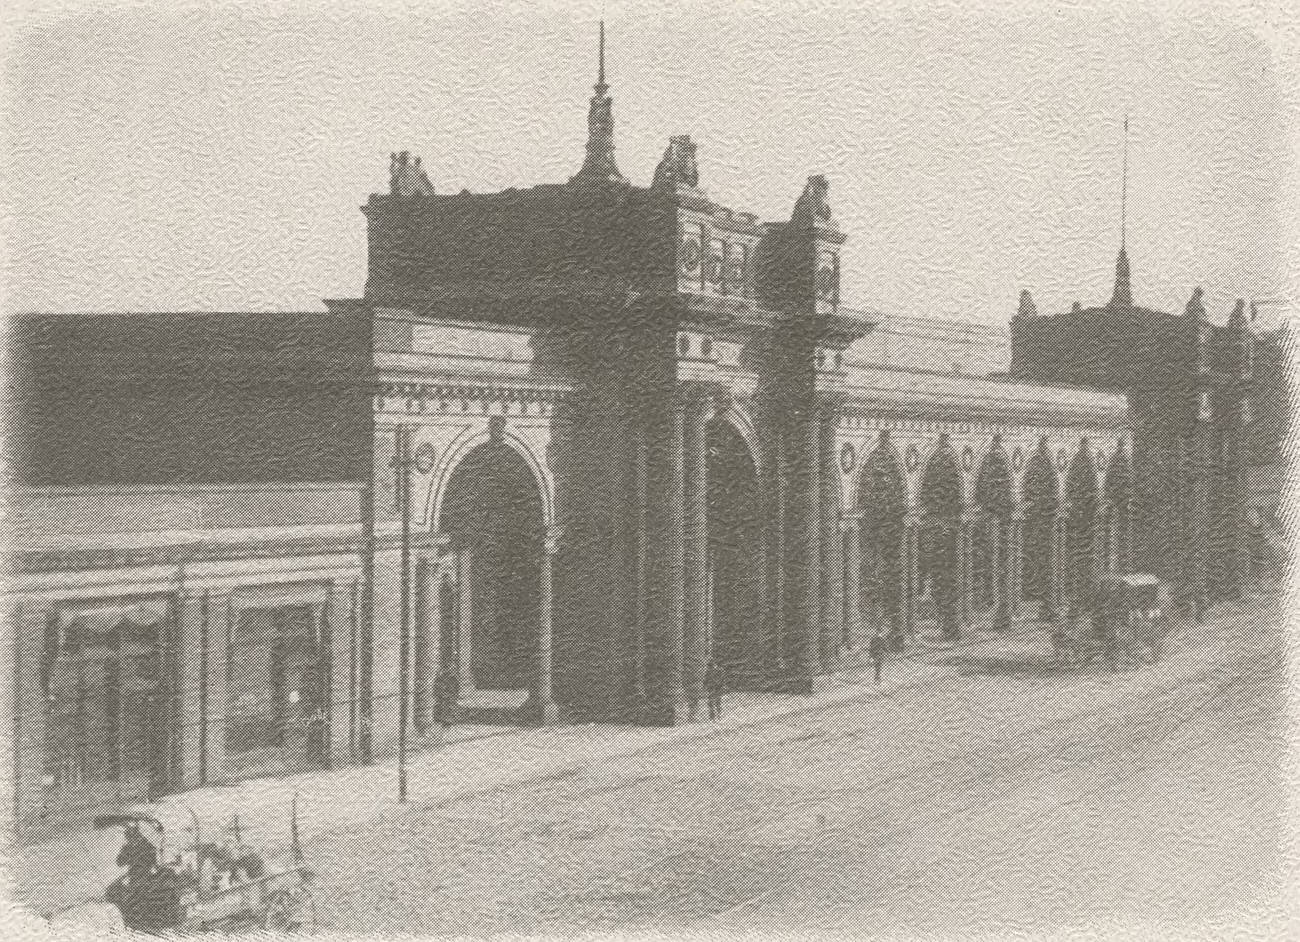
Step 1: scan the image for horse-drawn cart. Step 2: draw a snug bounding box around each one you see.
[89,798,315,934]
[1049,574,1170,668]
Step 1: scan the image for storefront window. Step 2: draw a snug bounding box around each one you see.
[225,603,324,779]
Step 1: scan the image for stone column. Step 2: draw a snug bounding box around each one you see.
[820,425,846,673]
[785,404,824,692]
[1095,499,1112,579]
[902,513,921,640]
[1009,513,1025,620]
[992,514,1011,630]
[456,549,474,695]
[683,393,715,714]
[1051,511,1068,615]
[521,527,562,725]
[958,515,975,632]
[842,516,863,650]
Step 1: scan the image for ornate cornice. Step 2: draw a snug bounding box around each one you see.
[375,378,571,415]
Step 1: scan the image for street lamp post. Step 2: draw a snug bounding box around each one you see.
[394,425,413,803]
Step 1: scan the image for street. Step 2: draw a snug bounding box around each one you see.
[305,593,1294,940]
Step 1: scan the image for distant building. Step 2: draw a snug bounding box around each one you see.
[8,26,1252,842]
[1009,242,1257,603]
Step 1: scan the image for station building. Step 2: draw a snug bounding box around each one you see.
[5,33,1255,841]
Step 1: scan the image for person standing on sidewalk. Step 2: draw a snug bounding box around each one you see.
[869,630,888,685]
[704,656,724,721]
[434,666,459,745]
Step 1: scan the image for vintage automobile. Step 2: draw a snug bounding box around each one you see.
[87,798,315,935]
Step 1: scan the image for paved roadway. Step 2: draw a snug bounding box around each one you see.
[310,592,1295,940]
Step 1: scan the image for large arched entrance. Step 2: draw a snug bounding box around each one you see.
[707,419,765,688]
[919,441,964,640]
[857,442,906,647]
[1021,440,1059,620]
[439,441,546,710]
[975,441,1014,630]
[1064,444,1099,609]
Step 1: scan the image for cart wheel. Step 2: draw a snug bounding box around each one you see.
[264,889,305,932]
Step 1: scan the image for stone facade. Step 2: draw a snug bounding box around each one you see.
[11,34,1244,843]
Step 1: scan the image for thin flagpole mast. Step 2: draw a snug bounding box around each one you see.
[1121,115,1129,251]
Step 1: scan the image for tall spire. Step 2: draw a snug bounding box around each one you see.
[1110,115,1133,308]
[570,20,626,186]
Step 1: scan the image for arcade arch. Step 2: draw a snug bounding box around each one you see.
[1021,440,1059,618]
[855,441,906,647]
[438,439,547,705]
[706,417,766,687]
[1063,444,1099,607]
[974,440,1014,629]
[919,440,964,640]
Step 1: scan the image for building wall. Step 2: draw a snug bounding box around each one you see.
[6,482,365,843]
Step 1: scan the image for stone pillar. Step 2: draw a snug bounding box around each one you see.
[644,393,688,726]
[902,513,921,639]
[992,515,1011,630]
[842,516,863,650]
[683,393,714,714]
[1051,511,1068,614]
[820,427,846,672]
[1009,514,1025,620]
[522,527,562,725]
[784,404,824,692]
[958,514,975,631]
[1095,499,1112,580]
[456,549,474,695]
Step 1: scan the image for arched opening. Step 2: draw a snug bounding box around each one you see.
[1104,447,1133,575]
[439,441,546,709]
[1021,442,1059,619]
[1064,445,1099,608]
[975,443,1014,629]
[857,444,906,647]
[919,442,964,640]
[707,419,765,688]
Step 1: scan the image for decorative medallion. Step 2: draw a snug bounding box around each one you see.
[840,442,857,474]
[1012,446,1024,473]
[905,443,921,474]
[413,442,437,475]
[679,231,701,275]
[961,445,975,472]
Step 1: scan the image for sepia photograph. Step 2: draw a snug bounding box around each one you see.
[2,1,1296,939]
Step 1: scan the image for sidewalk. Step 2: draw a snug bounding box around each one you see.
[7,598,1255,920]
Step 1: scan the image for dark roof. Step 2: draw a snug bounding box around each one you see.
[6,311,373,487]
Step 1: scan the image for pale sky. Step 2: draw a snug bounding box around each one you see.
[3,0,1296,327]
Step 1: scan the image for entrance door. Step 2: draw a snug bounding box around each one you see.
[224,602,328,781]
[40,597,172,825]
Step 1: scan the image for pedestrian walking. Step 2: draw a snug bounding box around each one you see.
[704,656,724,720]
[869,630,887,684]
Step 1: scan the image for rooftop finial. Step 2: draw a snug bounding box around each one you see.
[570,19,626,186]
[597,20,606,93]
[1121,114,1129,252]
[1110,115,1133,308]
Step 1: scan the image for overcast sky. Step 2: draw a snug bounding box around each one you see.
[3,0,1295,327]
